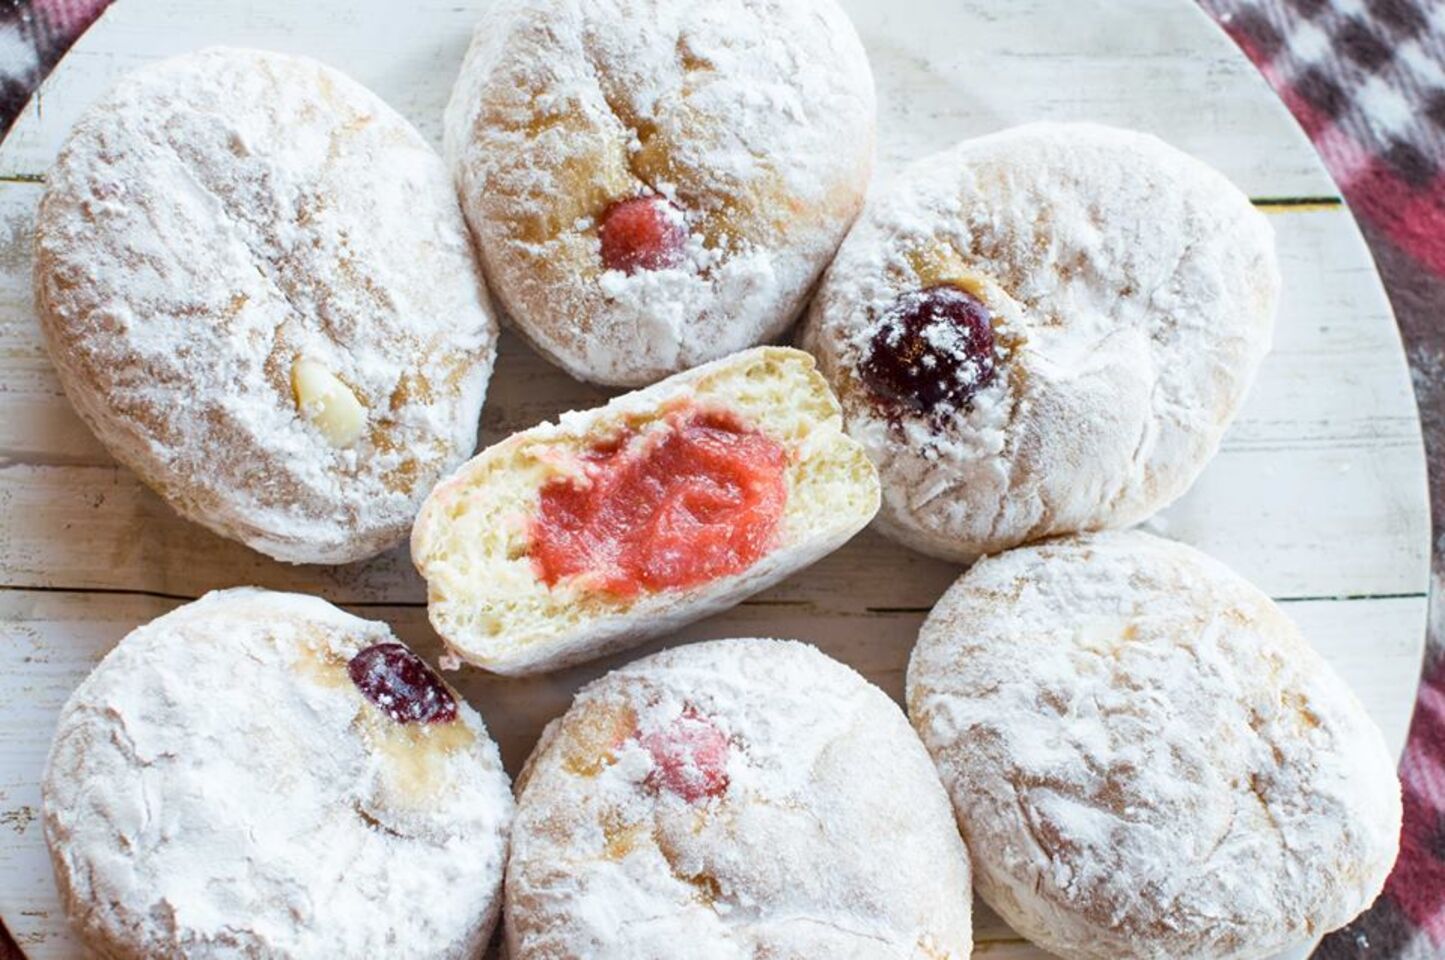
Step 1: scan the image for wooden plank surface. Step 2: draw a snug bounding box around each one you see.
[0,0,1429,958]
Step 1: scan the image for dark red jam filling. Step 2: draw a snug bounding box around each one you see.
[859,284,997,420]
[347,642,458,724]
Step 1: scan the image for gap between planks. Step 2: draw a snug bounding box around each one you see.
[1252,196,1343,213]
[0,583,819,610]
[866,592,1430,614]
[0,582,1425,609]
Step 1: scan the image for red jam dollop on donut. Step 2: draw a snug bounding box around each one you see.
[530,408,788,598]
[860,285,997,419]
[348,642,458,724]
[642,709,730,802]
[599,196,687,274]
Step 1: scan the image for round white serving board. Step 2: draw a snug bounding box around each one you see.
[0,0,1429,957]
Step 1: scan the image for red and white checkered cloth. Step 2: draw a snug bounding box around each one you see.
[1,1,1443,957]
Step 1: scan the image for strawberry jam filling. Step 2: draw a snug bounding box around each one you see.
[347,642,457,725]
[599,196,687,274]
[642,709,730,802]
[529,407,788,598]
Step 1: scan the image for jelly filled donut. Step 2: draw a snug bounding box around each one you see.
[506,638,973,958]
[443,0,876,386]
[42,589,514,960]
[801,123,1280,562]
[411,347,880,675]
[34,48,499,564]
[908,531,1401,960]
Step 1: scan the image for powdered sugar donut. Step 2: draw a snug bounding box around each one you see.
[34,48,499,564]
[444,0,875,387]
[801,123,1279,561]
[42,588,514,959]
[507,638,972,958]
[907,531,1401,960]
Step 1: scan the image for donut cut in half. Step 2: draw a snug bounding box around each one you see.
[411,347,880,675]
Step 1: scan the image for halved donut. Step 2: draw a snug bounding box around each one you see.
[411,347,879,674]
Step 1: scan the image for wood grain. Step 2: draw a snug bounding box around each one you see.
[0,0,1428,958]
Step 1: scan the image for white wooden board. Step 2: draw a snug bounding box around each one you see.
[0,0,1429,957]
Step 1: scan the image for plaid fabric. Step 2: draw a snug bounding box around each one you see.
[1204,0,1445,272]
[0,1,1442,958]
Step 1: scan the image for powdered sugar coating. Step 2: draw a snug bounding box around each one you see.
[507,638,971,958]
[801,123,1279,561]
[907,532,1402,960]
[42,588,514,960]
[34,48,499,564]
[444,0,876,387]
